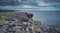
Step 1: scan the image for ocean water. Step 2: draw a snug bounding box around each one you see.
[26,11,60,26]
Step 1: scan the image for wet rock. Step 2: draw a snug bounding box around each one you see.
[25,13,33,18]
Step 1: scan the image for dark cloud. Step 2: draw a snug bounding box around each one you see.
[0,0,60,11]
[0,0,21,6]
[0,0,37,6]
[43,0,60,3]
[0,0,60,6]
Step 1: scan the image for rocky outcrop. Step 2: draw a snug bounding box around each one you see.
[0,12,60,33]
[34,21,60,33]
[1,12,34,33]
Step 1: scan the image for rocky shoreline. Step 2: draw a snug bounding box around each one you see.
[0,12,60,33]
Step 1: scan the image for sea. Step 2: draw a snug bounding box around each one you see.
[26,11,60,26]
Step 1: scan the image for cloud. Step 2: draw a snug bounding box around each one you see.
[0,0,60,11]
[37,0,60,7]
[0,5,60,11]
[43,0,60,3]
[20,5,33,8]
[0,0,60,7]
[37,1,51,6]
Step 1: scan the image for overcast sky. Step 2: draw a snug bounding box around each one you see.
[0,0,60,11]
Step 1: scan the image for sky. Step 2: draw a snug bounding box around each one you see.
[0,0,60,11]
